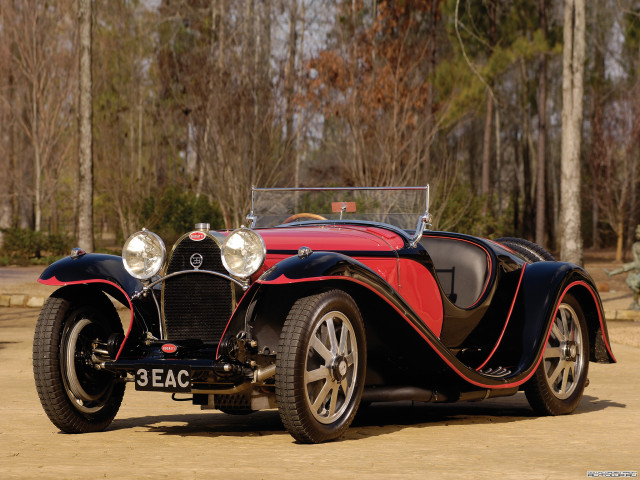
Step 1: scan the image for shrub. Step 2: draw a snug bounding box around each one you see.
[0,228,72,260]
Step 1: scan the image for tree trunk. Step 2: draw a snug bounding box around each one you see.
[0,138,11,244]
[520,58,533,239]
[560,0,585,265]
[589,1,606,250]
[424,0,439,184]
[294,0,305,189]
[616,219,624,262]
[481,1,496,204]
[77,0,94,251]
[495,104,502,217]
[628,160,638,260]
[0,29,13,246]
[284,0,298,155]
[481,91,493,197]
[535,0,547,247]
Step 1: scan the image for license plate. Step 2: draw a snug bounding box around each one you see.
[135,366,190,392]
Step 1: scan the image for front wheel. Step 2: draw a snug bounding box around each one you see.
[525,293,589,415]
[33,293,126,433]
[276,290,366,443]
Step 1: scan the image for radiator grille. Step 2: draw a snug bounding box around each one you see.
[162,235,233,341]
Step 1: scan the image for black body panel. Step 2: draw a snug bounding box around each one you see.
[39,253,142,305]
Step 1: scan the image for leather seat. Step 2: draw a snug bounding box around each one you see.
[420,236,490,309]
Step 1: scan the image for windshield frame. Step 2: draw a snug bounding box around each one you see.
[246,185,432,246]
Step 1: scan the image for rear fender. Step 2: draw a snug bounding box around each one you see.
[486,262,615,372]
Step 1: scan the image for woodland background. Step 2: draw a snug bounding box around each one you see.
[0,0,638,265]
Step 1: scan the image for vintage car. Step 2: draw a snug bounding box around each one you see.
[33,186,616,443]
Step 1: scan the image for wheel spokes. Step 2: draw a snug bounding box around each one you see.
[340,378,349,396]
[311,379,333,412]
[304,310,358,424]
[338,322,349,356]
[306,367,330,384]
[547,360,563,385]
[559,364,570,395]
[310,336,333,363]
[543,302,584,400]
[560,309,570,340]
[328,384,340,417]
[345,352,354,367]
[325,317,338,354]
[544,347,562,359]
[551,322,563,343]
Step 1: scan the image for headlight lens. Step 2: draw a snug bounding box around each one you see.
[221,228,266,279]
[122,230,166,280]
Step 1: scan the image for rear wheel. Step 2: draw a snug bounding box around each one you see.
[33,293,125,433]
[525,293,589,415]
[276,290,366,443]
[495,237,554,262]
[497,239,590,414]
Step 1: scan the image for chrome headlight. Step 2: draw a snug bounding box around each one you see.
[221,228,266,279]
[122,229,166,280]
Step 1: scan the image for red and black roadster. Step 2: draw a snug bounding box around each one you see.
[33,186,615,443]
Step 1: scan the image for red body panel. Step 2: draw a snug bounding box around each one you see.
[397,259,443,337]
[257,225,405,251]
[255,225,444,336]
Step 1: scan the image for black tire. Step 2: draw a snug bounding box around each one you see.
[33,293,126,433]
[276,290,366,443]
[525,293,590,415]
[495,237,554,262]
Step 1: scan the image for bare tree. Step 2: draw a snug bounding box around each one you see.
[1,1,76,233]
[560,0,586,265]
[77,0,93,250]
[535,0,547,247]
[481,1,496,201]
[0,5,12,246]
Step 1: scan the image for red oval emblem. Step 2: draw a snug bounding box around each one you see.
[161,344,178,354]
[189,231,206,241]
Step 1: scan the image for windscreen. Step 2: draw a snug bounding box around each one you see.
[249,186,429,230]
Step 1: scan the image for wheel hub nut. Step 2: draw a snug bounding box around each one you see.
[563,341,577,361]
[330,356,348,381]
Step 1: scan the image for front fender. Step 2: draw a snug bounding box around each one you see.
[259,251,385,284]
[217,251,441,360]
[39,253,143,304]
[39,254,155,360]
[258,251,442,328]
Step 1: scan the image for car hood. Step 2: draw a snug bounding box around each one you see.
[256,225,406,252]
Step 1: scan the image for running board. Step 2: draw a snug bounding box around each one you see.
[478,366,512,378]
[361,385,518,404]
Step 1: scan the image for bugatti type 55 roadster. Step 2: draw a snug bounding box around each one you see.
[33,186,615,443]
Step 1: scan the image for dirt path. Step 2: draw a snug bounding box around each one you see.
[0,307,638,480]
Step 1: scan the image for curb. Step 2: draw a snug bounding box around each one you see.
[0,294,45,308]
[604,309,640,321]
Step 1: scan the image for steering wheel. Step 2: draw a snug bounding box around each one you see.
[281,213,327,224]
